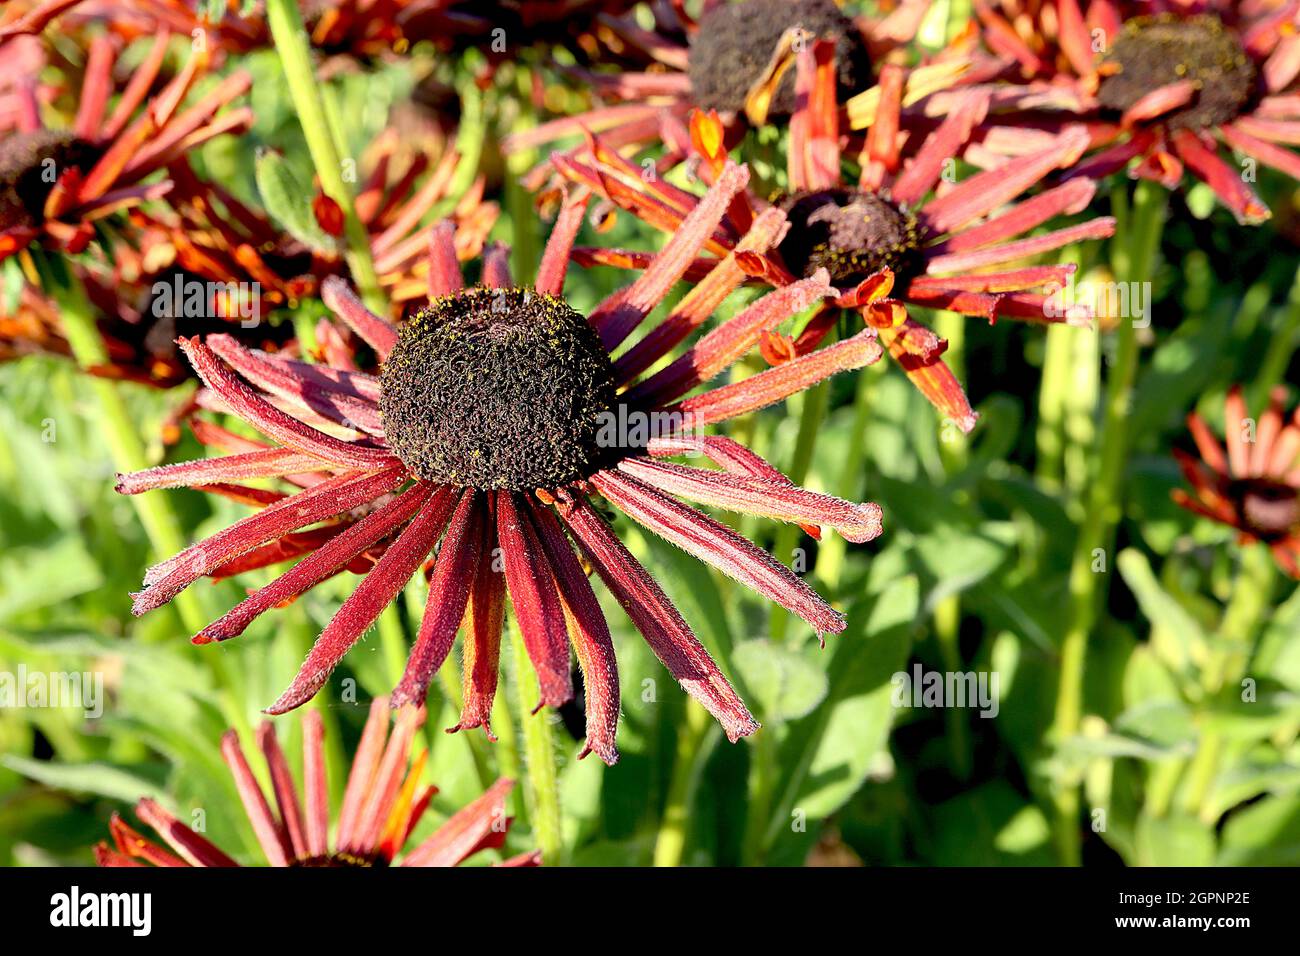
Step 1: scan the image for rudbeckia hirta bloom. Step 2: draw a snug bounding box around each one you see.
[971,0,1300,224]
[553,43,1115,431]
[96,698,538,867]
[142,126,497,313]
[117,164,884,764]
[0,31,251,260]
[1174,385,1300,578]
[506,0,968,179]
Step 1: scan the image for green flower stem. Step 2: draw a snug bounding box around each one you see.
[509,619,563,865]
[1183,543,1275,819]
[813,362,876,591]
[437,655,494,789]
[1252,261,1300,401]
[488,682,525,818]
[1049,180,1167,865]
[49,274,205,634]
[433,78,487,221]
[769,380,831,641]
[47,264,257,747]
[652,700,713,867]
[501,74,542,286]
[265,0,383,312]
[377,602,408,690]
[934,310,971,779]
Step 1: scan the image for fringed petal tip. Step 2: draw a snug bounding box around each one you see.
[577,738,620,767]
[128,590,152,618]
[263,676,324,716]
[841,502,885,544]
[722,713,761,744]
[823,609,848,634]
[388,685,428,711]
[445,718,498,743]
[528,689,570,717]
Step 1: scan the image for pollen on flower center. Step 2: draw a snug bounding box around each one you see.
[291,852,382,867]
[687,0,872,118]
[379,287,619,491]
[0,130,101,232]
[1230,477,1300,541]
[776,188,924,287]
[1096,14,1256,132]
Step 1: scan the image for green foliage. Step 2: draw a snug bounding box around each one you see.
[2,3,1298,871]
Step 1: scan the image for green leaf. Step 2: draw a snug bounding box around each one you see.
[731,639,828,723]
[765,576,919,854]
[1219,794,1300,865]
[927,782,1055,865]
[2,258,22,314]
[254,148,338,254]
[2,756,168,805]
[1117,548,1205,677]
[0,538,103,622]
[1255,585,1300,692]
[1135,812,1215,866]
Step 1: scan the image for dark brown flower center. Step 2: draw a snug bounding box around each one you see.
[291,851,383,867]
[776,188,924,286]
[1096,14,1255,131]
[379,287,618,491]
[688,0,872,118]
[1229,477,1300,542]
[0,130,101,232]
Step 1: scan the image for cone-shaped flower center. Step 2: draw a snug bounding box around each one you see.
[380,287,619,491]
[688,0,872,117]
[1096,14,1255,131]
[290,852,382,867]
[0,130,100,231]
[1231,477,1300,541]
[777,188,924,286]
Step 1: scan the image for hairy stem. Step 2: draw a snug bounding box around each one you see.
[266,0,383,311]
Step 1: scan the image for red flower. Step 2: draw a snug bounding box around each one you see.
[969,0,1300,224]
[117,165,884,763]
[97,698,538,867]
[552,43,1115,431]
[505,0,972,187]
[1174,385,1300,578]
[0,32,251,261]
[138,127,498,312]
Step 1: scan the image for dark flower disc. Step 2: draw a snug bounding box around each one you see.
[1230,477,1300,541]
[1096,14,1256,132]
[380,287,619,491]
[688,0,872,118]
[291,852,382,867]
[0,129,101,232]
[776,188,924,287]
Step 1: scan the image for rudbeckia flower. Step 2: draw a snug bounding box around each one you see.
[969,0,1300,224]
[0,31,251,261]
[96,697,539,867]
[1174,385,1300,578]
[506,0,971,182]
[116,163,884,764]
[552,43,1115,431]
[139,126,497,314]
[52,0,646,69]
